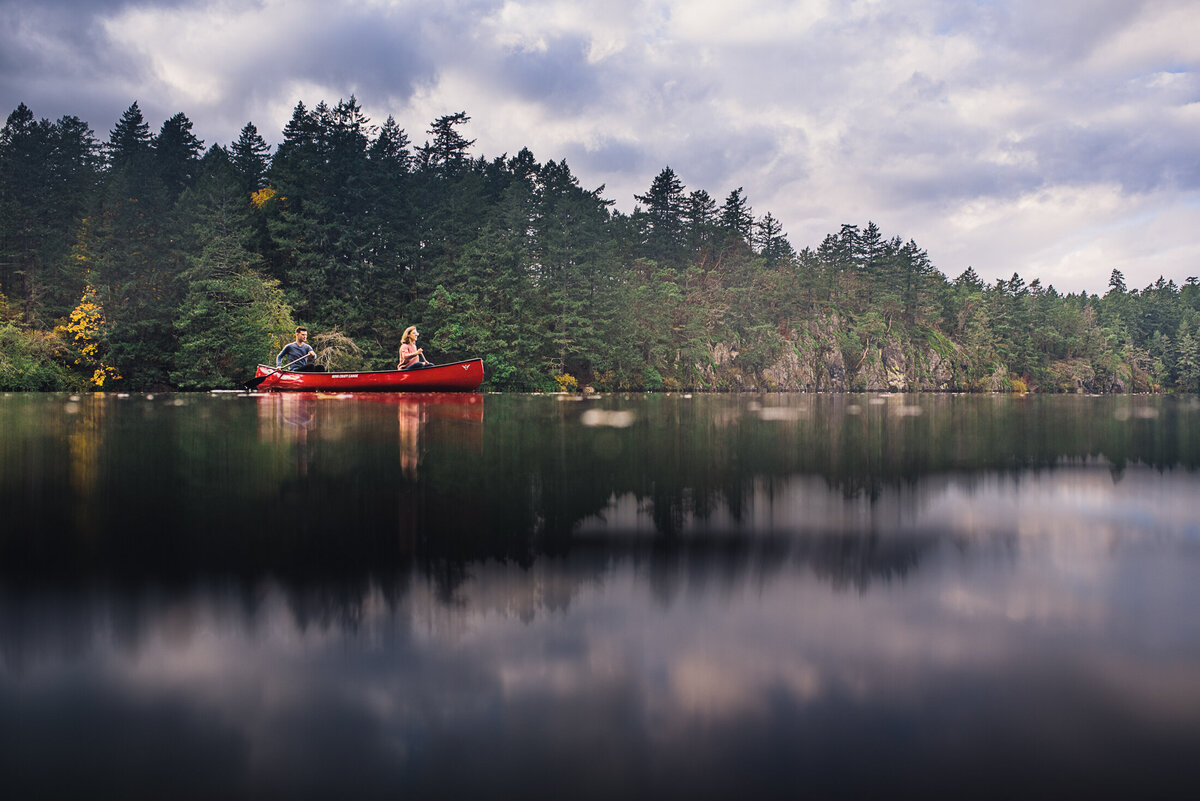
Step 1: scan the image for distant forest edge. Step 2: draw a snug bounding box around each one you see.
[2,98,1198,393]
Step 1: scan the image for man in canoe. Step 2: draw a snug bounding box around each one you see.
[398,325,433,370]
[276,326,326,372]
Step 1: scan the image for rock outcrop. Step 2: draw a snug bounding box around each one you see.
[692,313,1145,393]
[702,314,973,391]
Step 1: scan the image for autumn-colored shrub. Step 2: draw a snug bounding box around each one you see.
[553,372,578,393]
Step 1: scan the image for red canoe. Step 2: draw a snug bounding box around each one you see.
[250,359,484,392]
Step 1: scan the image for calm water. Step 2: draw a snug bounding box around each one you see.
[2,392,1199,799]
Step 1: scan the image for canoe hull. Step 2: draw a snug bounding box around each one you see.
[251,359,484,392]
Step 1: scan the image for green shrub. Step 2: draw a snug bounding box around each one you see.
[0,323,80,391]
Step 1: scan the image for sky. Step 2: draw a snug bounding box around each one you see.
[2,0,1198,294]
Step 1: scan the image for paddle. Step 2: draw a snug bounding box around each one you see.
[243,353,314,390]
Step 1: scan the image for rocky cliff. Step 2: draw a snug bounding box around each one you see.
[698,314,1016,392]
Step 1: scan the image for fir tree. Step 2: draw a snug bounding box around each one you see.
[106,101,153,168]
[154,112,204,199]
[231,122,272,193]
[634,167,685,265]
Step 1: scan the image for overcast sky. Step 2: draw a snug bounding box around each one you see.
[2,0,1197,293]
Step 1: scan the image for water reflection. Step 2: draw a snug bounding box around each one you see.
[1,391,1197,576]
[3,527,1198,798]
[1,393,1199,797]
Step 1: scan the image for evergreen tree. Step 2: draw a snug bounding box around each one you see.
[0,105,100,321]
[0,104,55,310]
[682,189,717,256]
[172,153,294,388]
[754,212,793,268]
[857,221,886,308]
[1175,320,1200,391]
[897,238,936,328]
[369,115,411,171]
[44,115,102,316]
[423,163,539,387]
[1108,268,1127,294]
[86,168,178,388]
[85,102,180,387]
[267,98,378,329]
[634,166,685,265]
[106,101,153,168]
[362,115,417,339]
[534,159,615,377]
[419,111,475,172]
[154,112,204,200]
[717,187,753,246]
[231,122,272,193]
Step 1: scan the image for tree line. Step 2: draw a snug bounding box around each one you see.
[2,98,1198,392]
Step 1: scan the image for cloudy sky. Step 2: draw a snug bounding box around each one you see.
[2,0,1197,293]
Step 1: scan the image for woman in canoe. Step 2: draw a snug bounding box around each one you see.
[398,325,432,370]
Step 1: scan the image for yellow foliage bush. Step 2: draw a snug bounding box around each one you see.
[250,186,278,209]
[55,285,120,387]
[553,372,579,393]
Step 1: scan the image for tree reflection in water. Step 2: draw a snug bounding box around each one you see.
[1,393,1198,798]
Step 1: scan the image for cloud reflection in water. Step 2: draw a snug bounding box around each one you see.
[3,465,1199,798]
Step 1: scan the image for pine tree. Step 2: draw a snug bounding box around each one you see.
[106,101,153,168]
[423,160,539,387]
[754,212,793,268]
[85,103,179,387]
[1175,320,1200,391]
[898,238,936,327]
[172,155,294,388]
[231,122,271,193]
[265,98,376,330]
[0,104,100,320]
[369,116,411,171]
[682,189,717,256]
[634,166,685,265]
[419,111,475,172]
[717,187,753,246]
[534,159,615,377]
[0,104,52,308]
[1108,268,1127,295]
[361,116,417,337]
[154,112,204,200]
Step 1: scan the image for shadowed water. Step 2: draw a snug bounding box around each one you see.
[1,392,1198,799]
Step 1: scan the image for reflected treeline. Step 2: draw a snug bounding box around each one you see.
[480,393,1200,546]
[0,392,1195,584]
[0,530,938,671]
[3,394,1198,801]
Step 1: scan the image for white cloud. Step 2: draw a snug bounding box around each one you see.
[2,0,1197,292]
[666,0,831,45]
[1083,0,1200,75]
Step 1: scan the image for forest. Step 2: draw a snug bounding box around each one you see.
[2,97,1198,393]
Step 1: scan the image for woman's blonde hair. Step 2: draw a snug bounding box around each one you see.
[401,325,418,345]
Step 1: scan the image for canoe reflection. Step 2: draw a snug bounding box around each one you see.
[255,392,482,443]
[2,394,1200,799]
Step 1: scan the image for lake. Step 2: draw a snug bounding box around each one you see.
[2,391,1198,799]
